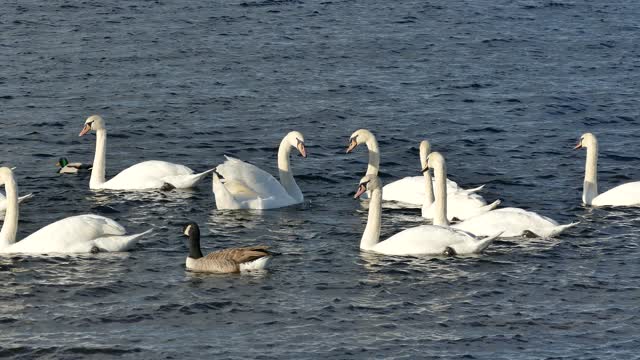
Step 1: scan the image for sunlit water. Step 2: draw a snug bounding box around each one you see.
[1,0,640,358]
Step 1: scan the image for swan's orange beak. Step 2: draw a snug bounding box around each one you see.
[79,124,91,136]
[354,184,367,199]
[573,141,582,150]
[346,138,358,153]
[297,142,307,158]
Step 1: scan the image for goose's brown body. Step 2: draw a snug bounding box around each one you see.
[186,246,271,273]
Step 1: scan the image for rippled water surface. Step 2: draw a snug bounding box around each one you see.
[2,0,640,358]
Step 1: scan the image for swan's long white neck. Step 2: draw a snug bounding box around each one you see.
[421,170,434,213]
[0,175,19,248]
[360,187,382,250]
[278,138,303,202]
[365,137,380,176]
[583,142,598,205]
[432,160,449,227]
[90,129,107,189]
[420,144,434,211]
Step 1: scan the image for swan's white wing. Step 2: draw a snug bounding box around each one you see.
[102,160,193,190]
[6,215,127,253]
[592,182,640,206]
[93,229,152,252]
[216,156,291,200]
[373,225,482,255]
[453,207,567,238]
[0,194,34,213]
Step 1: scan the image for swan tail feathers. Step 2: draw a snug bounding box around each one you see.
[163,168,215,189]
[548,222,580,237]
[485,199,501,211]
[17,193,34,203]
[461,184,485,194]
[93,229,152,252]
[475,231,502,253]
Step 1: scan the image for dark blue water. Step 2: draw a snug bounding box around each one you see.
[1,0,640,358]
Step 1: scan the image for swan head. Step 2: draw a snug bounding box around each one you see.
[419,140,432,169]
[79,115,105,136]
[354,174,381,199]
[56,158,69,168]
[286,131,307,158]
[346,129,374,153]
[422,151,445,173]
[182,222,200,237]
[0,167,14,186]
[574,133,597,150]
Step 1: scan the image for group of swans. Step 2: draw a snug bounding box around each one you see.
[346,129,500,220]
[344,128,640,256]
[0,115,307,256]
[1,113,638,263]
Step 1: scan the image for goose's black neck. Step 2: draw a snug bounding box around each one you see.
[187,225,203,259]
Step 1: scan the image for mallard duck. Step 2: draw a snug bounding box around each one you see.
[56,157,92,174]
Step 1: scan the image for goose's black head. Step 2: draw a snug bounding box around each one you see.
[182,222,200,237]
[182,222,203,259]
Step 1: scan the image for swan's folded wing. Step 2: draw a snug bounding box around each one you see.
[216,156,291,199]
[593,181,640,206]
[11,215,127,253]
[375,225,472,255]
[104,160,194,190]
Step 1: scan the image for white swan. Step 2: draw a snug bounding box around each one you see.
[346,130,499,219]
[353,153,501,256]
[452,207,578,238]
[0,167,150,254]
[79,115,214,190]
[415,140,500,221]
[346,129,464,194]
[212,131,307,209]
[576,132,640,206]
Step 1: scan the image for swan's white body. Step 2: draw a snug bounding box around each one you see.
[577,133,640,207]
[347,131,497,218]
[0,167,150,254]
[80,115,213,190]
[354,153,500,256]
[453,208,577,238]
[212,131,307,210]
[379,175,479,202]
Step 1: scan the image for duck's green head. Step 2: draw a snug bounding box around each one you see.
[56,157,69,168]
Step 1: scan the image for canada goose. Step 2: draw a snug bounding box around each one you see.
[181,222,272,273]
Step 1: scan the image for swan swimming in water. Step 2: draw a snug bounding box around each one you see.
[79,115,214,190]
[346,129,499,219]
[353,152,501,256]
[0,167,150,254]
[575,132,640,206]
[211,131,307,210]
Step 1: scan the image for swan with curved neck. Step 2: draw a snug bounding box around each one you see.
[0,167,150,253]
[211,131,307,209]
[575,133,640,206]
[347,130,498,218]
[182,222,272,273]
[79,115,214,190]
[354,153,501,256]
